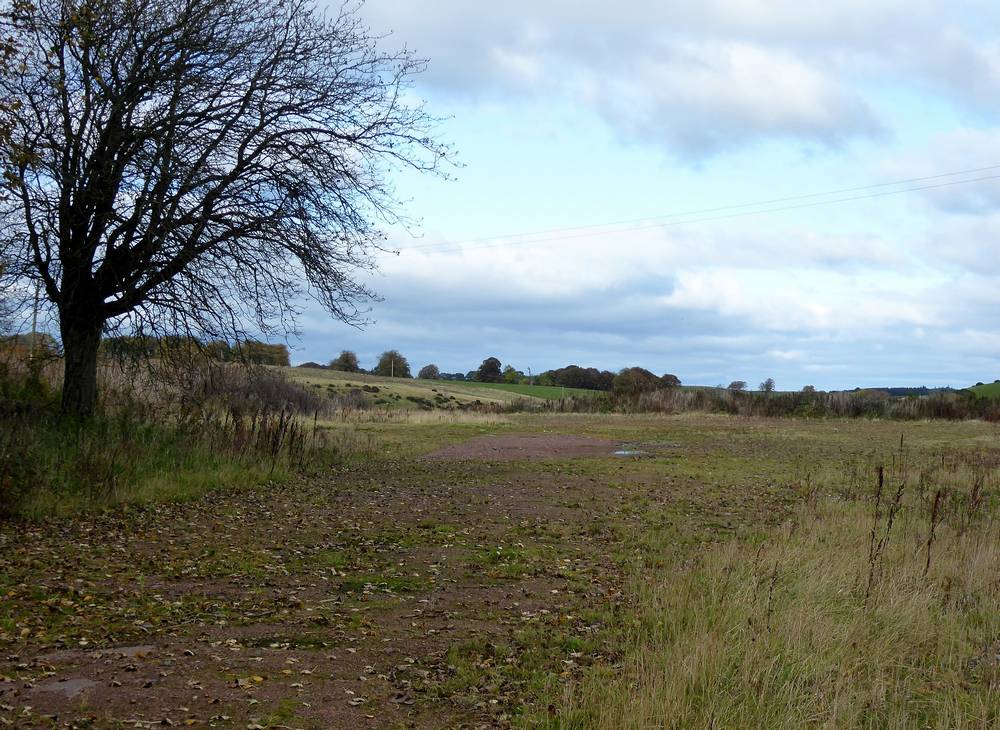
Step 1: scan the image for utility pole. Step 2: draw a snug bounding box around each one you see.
[29,280,40,368]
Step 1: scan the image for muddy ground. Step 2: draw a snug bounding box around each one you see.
[423,434,621,461]
[0,421,805,728]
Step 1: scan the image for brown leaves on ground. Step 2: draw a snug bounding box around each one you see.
[0,417,801,728]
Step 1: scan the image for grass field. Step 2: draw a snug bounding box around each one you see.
[969,381,1000,398]
[2,413,999,727]
[456,380,598,399]
[286,365,599,409]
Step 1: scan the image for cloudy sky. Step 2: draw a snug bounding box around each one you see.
[298,0,1000,389]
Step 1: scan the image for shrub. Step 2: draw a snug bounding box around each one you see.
[0,361,337,518]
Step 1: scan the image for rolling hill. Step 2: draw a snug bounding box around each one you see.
[286,366,601,410]
[968,381,1000,399]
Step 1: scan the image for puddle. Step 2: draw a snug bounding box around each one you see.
[34,678,98,698]
[112,644,156,658]
[613,449,650,457]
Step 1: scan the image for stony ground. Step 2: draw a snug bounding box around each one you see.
[5,415,982,728]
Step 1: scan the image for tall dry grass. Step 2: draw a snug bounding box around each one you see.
[0,356,339,519]
[552,451,1000,728]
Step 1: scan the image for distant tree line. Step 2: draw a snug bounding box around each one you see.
[315,349,414,377]
[545,385,1000,422]
[100,336,290,366]
[862,386,956,397]
[304,351,688,392]
[300,351,851,400]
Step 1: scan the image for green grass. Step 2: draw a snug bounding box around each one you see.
[287,365,602,408]
[968,381,1000,398]
[288,366,526,409]
[457,381,600,400]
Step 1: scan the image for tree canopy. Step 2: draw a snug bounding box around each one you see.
[329,350,361,373]
[375,350,410,378]
[417,364,440,380]
[613,367,660,397]
[541,365,615,391]
[501,364,523,384]
[476,357,503,383]
[659,373,681,389]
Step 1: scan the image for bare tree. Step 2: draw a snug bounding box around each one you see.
[0,11,15,154]
[0,0,447,415]
[0,10,18,316]
[0,266,11,335]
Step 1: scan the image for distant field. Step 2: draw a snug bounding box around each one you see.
[284,366,598,409]
[456,380,599,399]
[969,382,1000,398]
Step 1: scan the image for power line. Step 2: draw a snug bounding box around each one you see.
[456,171,1000,253]
[401,163,1000,254]
[405,163,1000,251]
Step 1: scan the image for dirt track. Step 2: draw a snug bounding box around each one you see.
[0,455,634,728]
[423,434,620,461]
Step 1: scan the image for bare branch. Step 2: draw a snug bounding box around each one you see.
[0,0,449,414]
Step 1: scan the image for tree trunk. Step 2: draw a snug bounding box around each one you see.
[60,318,103,417]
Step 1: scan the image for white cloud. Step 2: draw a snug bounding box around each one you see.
[658,268,939,332]
[376,221,934,342]
[581,41,881,156]
[354,0,1000,158]
[355,1,893,157]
